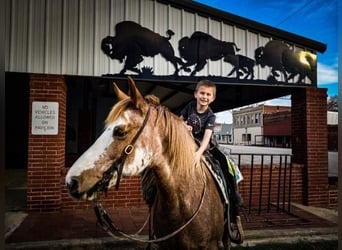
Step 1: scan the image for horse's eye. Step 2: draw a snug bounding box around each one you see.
[113,127,128,138]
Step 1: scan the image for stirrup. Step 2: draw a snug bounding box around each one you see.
[230,216,244,244]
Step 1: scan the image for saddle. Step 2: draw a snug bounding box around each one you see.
[206,144,245,244]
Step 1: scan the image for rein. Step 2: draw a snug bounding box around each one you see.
[93,159,208,243]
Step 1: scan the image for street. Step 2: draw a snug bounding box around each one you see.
[219,145,338,177]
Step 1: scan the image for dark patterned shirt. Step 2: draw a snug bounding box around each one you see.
[180,100,216,141]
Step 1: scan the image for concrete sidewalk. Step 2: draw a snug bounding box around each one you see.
[5,227,338,250]
[5,204,338,250]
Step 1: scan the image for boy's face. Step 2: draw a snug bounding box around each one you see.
[194,86,216,107]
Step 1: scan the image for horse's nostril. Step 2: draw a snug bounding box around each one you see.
[68,177,79,196]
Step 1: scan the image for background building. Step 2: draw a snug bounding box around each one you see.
[213,123,233,144]
[232,104,290,146]
[328,111,338,151]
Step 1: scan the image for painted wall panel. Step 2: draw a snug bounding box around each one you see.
[94,0,111,76]
[235,27,246,55]
[180,10,196,75]
[5,0,318,86]
[195,14,209,76]
[62,0,79,75]
[153,2,169,75]
[221,23,235,77]
[109,0,125,74]
[77,0,95,75]
[125,0,140,23]
[139,0,155,74]
[27,0,46,73]
[8,0,30,72]
[168,7,182,58]
[182,10,195,36]
[208,20,222,77]
[257,35,272,80]
[45,0,63,74]
[5,0,13,71]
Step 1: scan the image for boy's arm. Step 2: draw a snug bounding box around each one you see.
[194,129,213,166]
[198,129,213,154]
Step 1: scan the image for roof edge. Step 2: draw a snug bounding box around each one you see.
[159,0,327,53]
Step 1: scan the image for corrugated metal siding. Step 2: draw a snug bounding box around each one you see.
[5,0,316,83]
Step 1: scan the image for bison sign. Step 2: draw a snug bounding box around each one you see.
[101,21,317,86]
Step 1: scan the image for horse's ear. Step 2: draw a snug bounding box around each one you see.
[127,76,146,110]
[113,82,129,100]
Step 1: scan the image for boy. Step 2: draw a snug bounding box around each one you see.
[180,79,216,167]
[180,79,244,243]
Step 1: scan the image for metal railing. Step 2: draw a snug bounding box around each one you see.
[230,153,293,215]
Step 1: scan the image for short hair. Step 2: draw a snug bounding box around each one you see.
[195,80,216,97]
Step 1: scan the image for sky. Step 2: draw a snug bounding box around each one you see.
[194,0,338,123]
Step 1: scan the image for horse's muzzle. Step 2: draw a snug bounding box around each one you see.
[67,177,84,200]
[67,177,98,201]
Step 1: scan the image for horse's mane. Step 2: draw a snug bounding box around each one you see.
[105,95,197,178]
[154,105,196,178]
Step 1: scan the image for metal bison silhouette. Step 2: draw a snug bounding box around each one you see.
[101,21,183,75]
[101,21,315,84]
[224,54,255,79]
[254,40,316,83]
[178,31,241,76]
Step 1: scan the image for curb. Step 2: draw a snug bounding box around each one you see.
[238,227,338,247]
[5,227,338,250]
[5,237,148,250]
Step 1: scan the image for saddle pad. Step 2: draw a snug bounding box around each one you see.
[203,159,229,205]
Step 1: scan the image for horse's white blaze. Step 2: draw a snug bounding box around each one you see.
[123,147,153,176]
[65,119,122,185]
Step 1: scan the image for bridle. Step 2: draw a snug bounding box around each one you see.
[92,104,208,243]
[95,105,152,194]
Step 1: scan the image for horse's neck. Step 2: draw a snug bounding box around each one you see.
[153,160,205,212]
[152,109,204,211]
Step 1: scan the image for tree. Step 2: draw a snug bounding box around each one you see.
[327,95,338,111]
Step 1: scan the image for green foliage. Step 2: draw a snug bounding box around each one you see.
[327,95,338,111]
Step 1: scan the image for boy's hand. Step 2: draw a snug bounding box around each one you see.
[183,122,193,132]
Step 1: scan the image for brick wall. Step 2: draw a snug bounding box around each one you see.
[292,88,329,207]
[263,111,291,136]
[27,74,67,211]
[328,184,338,209]
[238,163,304,207]
[60,174,146,210]
[328,125,338,151]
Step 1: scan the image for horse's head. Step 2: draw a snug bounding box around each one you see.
[65,77,155,200]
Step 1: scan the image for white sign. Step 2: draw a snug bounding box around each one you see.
[31,102,59,135]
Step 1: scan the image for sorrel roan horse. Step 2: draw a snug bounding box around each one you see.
[65,77,231,249]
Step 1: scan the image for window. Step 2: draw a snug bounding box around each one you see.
[242,133,251,142]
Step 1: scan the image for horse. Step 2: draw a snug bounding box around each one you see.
[65,77,233,249]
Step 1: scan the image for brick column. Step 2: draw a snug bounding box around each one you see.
[27,74,67,212]
[292,88,328,207]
